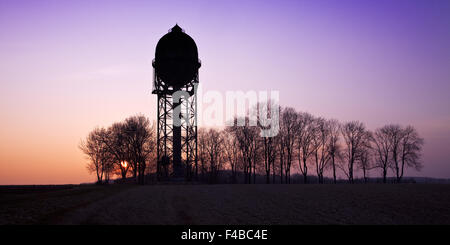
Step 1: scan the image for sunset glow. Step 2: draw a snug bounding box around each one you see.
[0,0,449,185]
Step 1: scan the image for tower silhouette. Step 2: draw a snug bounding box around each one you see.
[152,25,200,180]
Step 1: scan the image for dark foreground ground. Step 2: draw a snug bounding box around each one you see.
[1,184,449,225]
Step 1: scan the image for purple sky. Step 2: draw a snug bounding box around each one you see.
[0,0,449,184]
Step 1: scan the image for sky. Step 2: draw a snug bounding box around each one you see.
[0,0,449,184]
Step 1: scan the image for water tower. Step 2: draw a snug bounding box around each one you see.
[152,24,200,180]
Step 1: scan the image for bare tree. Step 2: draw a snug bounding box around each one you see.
[327,119,341,184]
[280,108,298,184]
[388,125,425,183]
[277,123,286,183]
[261,135,277,184]
[223,130,240,183]
[122,115,155,185]
[203,129,224,183]
[104,122,130,180]
[312,117,331,184]
[252,135,262,184]
[272,134,281,183]
[256,101,279,184]
[397,125,424,182]
[96,128,116,183]
[388,124,404,183]
[248,122,260,184]
[228,117,259,184]
[79,127,113,184]
[198,128,208,181]
[372,126,392,183]
[297,112,316,184]
[357,130,373,183]
[340,121,366,183]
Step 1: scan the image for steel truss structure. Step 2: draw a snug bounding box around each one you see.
[152,62,198,181]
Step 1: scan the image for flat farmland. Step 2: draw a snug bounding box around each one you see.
[1,184,449,225]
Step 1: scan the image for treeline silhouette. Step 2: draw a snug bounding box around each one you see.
[80,106,423,185]
[79,114,155,185]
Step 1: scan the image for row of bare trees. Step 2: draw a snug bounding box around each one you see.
[81,108,423,184]
[79,115,155,184]
[371,124,424,183]
[196,106,423,184]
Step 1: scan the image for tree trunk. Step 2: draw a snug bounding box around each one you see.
[253,161,256,184]
[195,160,198,181]
[399,159,405,183]
[363,167,367,183]
[133,163,137,179]
[280,158,283,184]
[349,160,354,184]
[332,156,336,184]
[303,158,308,184]
[285,166,290,184]
[396,165,400,183]
[272,160,276,184]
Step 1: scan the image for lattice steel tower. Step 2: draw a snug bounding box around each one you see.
[152,25,200,180]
